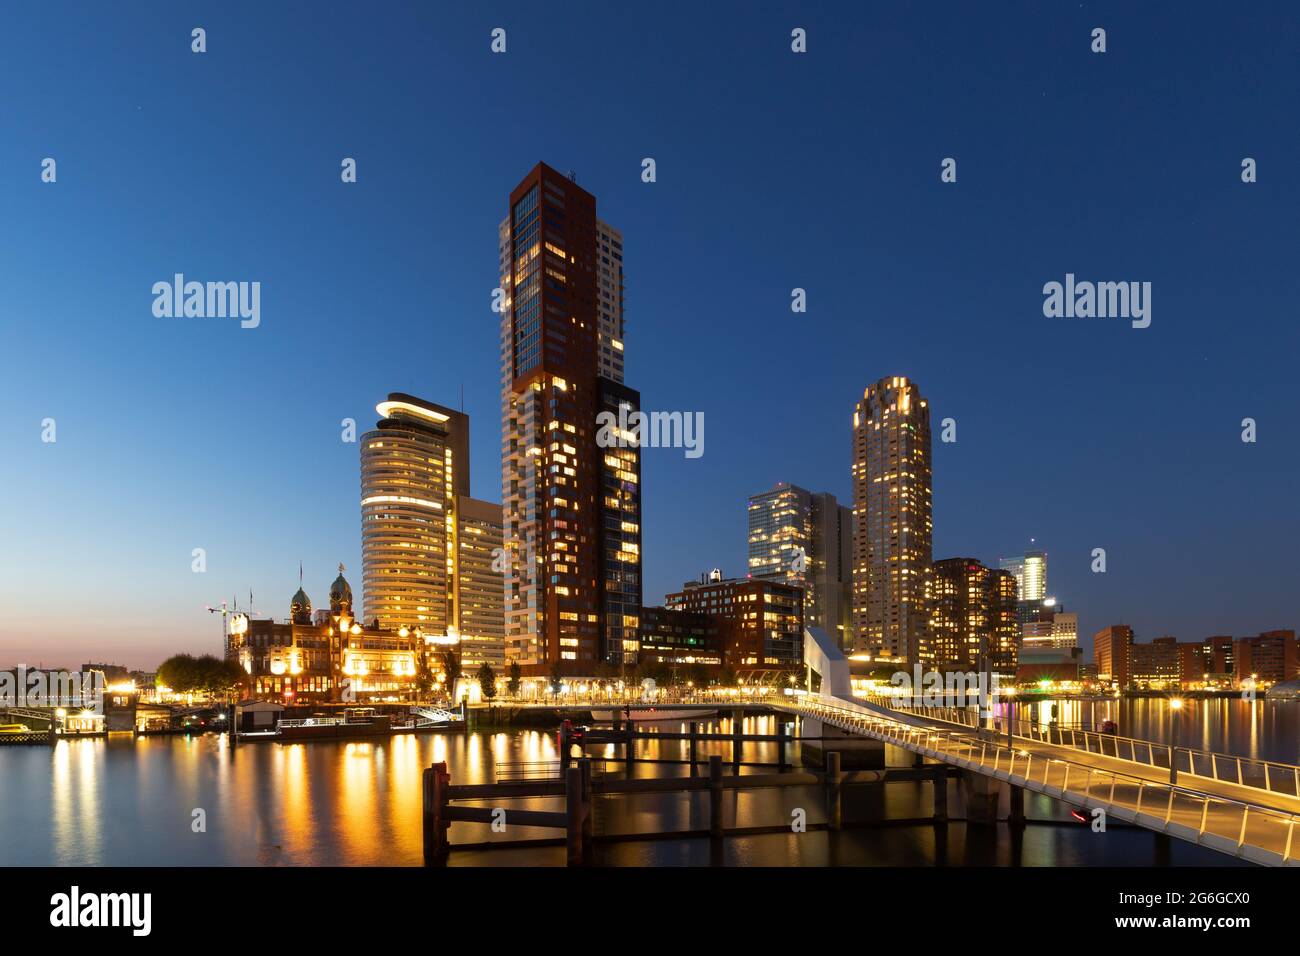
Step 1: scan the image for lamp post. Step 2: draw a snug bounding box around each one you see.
[1168,697,1184,785]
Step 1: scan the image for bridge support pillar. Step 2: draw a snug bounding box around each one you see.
[932,768,948,822]
[1008,784,1026,827]
[799,716,884,770]
[961,770,1000,826]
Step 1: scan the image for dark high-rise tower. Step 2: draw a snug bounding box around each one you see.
[499,163,640,674]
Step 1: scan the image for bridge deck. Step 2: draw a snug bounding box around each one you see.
[779,694,1300,867]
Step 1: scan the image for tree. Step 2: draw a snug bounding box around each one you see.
[548,661,564,698]
[442,649,463,703]
[477,662,498,705]
[505,661,522,698]
[156,654,243,700]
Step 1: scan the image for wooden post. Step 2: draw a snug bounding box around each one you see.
[625,720,636,770]
[566,765,584,866]
[579,757,594,863]
[776,723,787,772]
[731,710,743,773]
[709,755,724,838]
[689,721,699,774]
[826,751,843,831]
[932,767,948,822]
[423,761,450,865]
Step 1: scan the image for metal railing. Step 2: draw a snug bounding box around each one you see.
[785,694,1300,865]
[495,759,613,782]
[877,697,1300,799]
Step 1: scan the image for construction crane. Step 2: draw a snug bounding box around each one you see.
[206,592,260,658]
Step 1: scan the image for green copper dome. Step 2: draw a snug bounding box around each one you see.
[329,564,353,614]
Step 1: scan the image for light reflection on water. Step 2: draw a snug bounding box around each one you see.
[0,710,1266,866]
[1011,697,1300,764]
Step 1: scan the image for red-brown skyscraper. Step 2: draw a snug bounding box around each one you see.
[499,163,640,674]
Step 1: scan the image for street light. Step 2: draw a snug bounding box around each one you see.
[1169,697,1184,785]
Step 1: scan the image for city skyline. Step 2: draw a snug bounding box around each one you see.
[6,4,1300,670]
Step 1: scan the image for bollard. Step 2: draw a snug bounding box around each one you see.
[709,755,724,838]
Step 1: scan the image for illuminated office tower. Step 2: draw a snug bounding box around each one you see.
[361,394,469,634]
[747,482,852,645]
[455,495,506,670]
[1000,549,1047,624]
[851,376,933,661]
[499,163,640,674]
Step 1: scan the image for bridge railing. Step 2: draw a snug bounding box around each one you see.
[790,694,1300,864]
[875,696,1300,801]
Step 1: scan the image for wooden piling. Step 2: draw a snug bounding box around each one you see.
[731,711,743,774]
[566,765,584,866]
[579,757,594,861]
[709,755,724,838]
[689,721,699,774]
[826,751,843,831]
[423,761,451,865]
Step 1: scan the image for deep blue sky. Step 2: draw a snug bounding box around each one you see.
[3,2,1298,668]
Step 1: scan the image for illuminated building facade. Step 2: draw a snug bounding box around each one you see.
[1093,624,1134,687]
[925,558,1019,670]
[499,162,640,675]
[361,394,469,634]
[637,606,724,668]
[1003,546,1045,629]
[1129,636,1181,688]
[747,482,853,646]
[1021,607,1078,651]
[228,568,420,702]
[665,573,803,670]
[851,376,933,661]
[1234,630,1298,687]
[455,495,506,670]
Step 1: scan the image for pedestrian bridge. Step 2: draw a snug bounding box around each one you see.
[774,691,1300,867]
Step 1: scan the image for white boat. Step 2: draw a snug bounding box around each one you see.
[590,707,717,722]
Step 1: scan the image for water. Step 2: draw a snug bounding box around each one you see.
[1010,697,1300,765]
[0,708,1272,866]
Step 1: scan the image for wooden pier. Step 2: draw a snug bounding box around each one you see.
[422,747,956,865]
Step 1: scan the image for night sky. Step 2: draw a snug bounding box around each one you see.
[3,2,1298,668]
